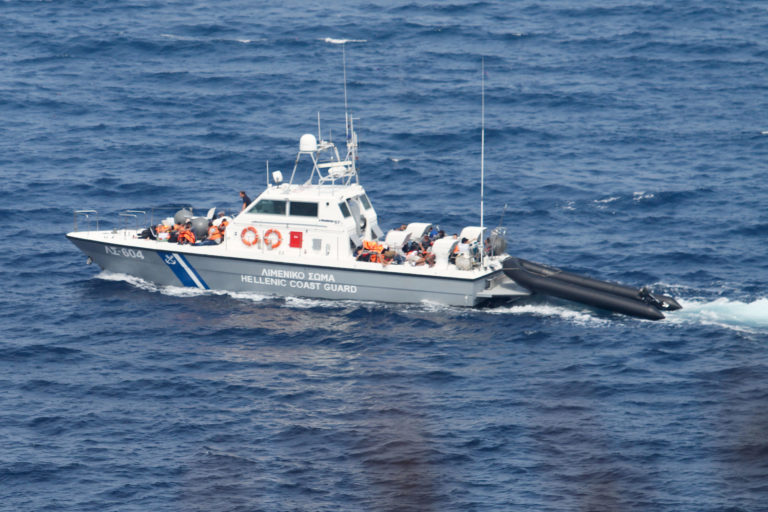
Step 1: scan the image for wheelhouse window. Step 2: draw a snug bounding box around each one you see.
[339,202,351,218]
[290,201,318,217]
[360,194,372,210]
[248,199,286,215]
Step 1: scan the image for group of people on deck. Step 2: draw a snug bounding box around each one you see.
[137,190,252,245]
[355,224,482,268]
[139,212,229,246]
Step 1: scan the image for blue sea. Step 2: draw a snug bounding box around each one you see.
[2,1,767,510]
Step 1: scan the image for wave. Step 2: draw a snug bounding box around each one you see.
[668,298,768,333]
[95,272,767,333]
[95,271,373,310]
[491,295,768,332]
[485,302,612,326]
[323,37,367,44]
[160,33,266,45]
[96,271,271,302]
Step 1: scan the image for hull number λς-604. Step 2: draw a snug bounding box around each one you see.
[105,246,145,259]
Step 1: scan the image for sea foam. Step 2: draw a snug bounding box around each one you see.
[669,298,768,333]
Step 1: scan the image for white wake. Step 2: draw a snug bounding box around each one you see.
[667,298,768,333]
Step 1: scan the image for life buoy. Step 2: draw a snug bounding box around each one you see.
[264,228,282,249]
[241,227,259,246]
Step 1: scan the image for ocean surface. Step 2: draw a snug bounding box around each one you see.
[2,1,767,510]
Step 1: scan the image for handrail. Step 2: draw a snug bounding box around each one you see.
[73,207,202,233]
[73,210,98,232]
[119,210,147,232]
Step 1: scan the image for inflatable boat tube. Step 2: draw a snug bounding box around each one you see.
[502,257,681,321]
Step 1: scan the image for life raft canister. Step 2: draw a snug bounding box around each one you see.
[264,228,282,249]
[241,227,259,246]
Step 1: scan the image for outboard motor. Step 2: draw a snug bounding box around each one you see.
[488,226,507,256]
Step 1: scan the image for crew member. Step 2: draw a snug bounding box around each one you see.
[239,191,252,211]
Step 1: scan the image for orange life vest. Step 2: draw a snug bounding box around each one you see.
[178,229,196,245]
[156,224,171,233]
[208,226,222,241]
[362,240,383,253]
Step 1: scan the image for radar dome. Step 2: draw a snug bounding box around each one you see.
[174,208,193,225]
[299,134,317,152]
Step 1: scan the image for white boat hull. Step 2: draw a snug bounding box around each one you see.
[67,231,530,307]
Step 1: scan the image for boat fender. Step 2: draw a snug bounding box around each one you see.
[241,227,259,246]
[264,228,282,250]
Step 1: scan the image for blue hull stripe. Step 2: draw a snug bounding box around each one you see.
[175,253,209,289]
[157,251,209,289]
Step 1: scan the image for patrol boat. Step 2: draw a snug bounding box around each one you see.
[67,114,681,319]
[67,115,536,308]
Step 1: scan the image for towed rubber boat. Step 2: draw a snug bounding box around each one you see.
[502,257,681,321]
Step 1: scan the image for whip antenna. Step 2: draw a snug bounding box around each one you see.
[480,58,486,267]
[498,203,508,228]
[343,43,349,140]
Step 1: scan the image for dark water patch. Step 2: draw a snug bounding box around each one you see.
[726,222,768,237]
[86,378,209,400]
[171,23,239,38]
[0,344,87,363]
[0,461,87,485]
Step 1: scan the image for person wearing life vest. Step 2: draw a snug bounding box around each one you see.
[194,221,223,246]
[207,222,223,244]
[177,222,196,245]
[380,249,397,266]
[362,240,384,253]
[214,212,229,233]
[154,223,171,241]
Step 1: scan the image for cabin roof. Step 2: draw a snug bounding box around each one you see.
[256,182,367,202]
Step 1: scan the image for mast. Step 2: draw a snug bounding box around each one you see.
[480,58,486,267]
[343,43,349,141]
[341,42,358,176]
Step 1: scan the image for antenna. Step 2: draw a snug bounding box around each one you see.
[498,203,508,227]
[324,38,362,174]
[480,58,486,267]
[340,42,358,174]
[343,43,349,140]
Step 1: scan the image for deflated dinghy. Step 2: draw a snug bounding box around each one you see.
[502,257,682,320]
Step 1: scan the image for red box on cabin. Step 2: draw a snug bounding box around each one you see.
[289,231,302,248]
